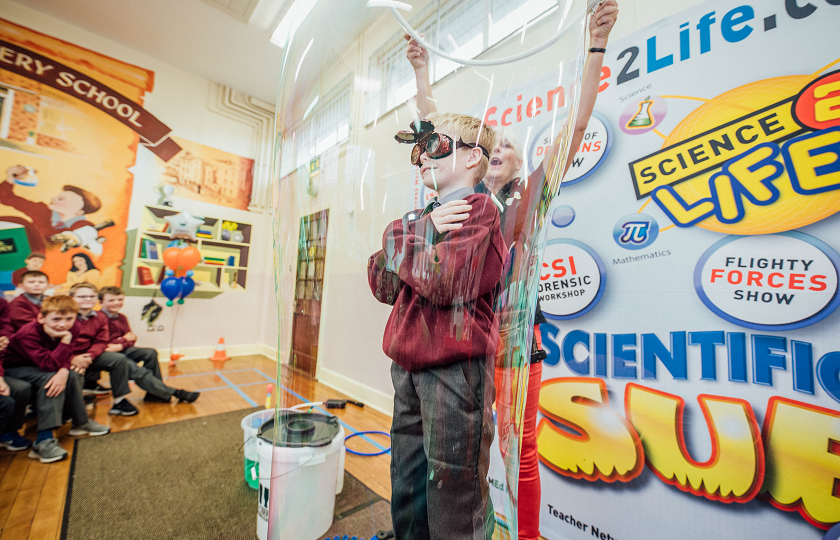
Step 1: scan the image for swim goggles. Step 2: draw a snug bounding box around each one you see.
[395,120,490,166]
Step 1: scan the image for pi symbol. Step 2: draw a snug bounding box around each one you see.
[613,213,659,250]
[619,221,650,244]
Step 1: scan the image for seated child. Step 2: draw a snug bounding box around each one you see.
[13,252,49,287]
[0,296,33,452]
[4,295,110,463]
[98,286,166,392]
[367,113,505,539]
[9,270,49,332]
[69,283,199,417]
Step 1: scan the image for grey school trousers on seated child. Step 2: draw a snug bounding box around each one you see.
[90,352,175,400]
[0,378,31,434]
[390,356,496,540]
[4,368,89,430]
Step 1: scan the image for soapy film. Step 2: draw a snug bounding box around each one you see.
[269,0,589,538]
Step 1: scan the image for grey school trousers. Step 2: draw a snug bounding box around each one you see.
[89,352,175,400]
[0,377,31,434]
[390,357,496,540]
[5,367,88,430]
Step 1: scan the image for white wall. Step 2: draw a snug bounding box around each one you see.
[260,0,714,414]
[0,0,277,359]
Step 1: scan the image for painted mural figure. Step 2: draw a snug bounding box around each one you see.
[2,165,106,256]
[56,253,101,294]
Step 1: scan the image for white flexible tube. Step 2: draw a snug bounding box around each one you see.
[386,0,590,67]
[288,402,324,410]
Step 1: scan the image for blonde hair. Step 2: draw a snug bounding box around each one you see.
[69,282,98,296]
[427,112,496,183]
[495,127,524,162]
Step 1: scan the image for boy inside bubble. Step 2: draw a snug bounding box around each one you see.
[368,112,504,539]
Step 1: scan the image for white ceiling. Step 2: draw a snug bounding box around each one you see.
[13,0,379,104]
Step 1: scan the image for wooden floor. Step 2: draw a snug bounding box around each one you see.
[0,355,393,539]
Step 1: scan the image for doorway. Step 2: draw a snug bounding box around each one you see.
[290,209,328,377]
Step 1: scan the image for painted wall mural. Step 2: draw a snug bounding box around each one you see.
[0,17,178,292]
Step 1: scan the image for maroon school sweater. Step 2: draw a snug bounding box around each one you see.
[100,310,135,348]
[0,297,12,340]
[9,294,41,332]
[367,193,505,372]
[71,311,109,359]
[4,320,73,372]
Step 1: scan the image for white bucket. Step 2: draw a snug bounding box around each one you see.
[256,424,346,540]
[241,409,275,489]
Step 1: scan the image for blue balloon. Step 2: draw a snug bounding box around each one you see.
[179,276,196,299]
[164,269,174,277]
[160,276,182,302]
[186,270,194,277]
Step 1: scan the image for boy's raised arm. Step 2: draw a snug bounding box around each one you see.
[406,33,437,118]
[384,199,504,306]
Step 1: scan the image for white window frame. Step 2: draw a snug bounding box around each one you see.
[365,0,560,126]
[280,76,352,178]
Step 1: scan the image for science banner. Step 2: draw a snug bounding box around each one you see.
[523,0,840,539]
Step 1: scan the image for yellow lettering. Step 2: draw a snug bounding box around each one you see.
[814,81,840,123]
[762,397,840,529]
[630,98,802,197]
[709,172,742,222]
[784,129,840,195]
[651,186,715,226]
[625,384,763,503]
[723,144,782,203]
[537,377,643,482]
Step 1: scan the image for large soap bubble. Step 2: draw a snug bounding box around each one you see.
[268,0,593,538]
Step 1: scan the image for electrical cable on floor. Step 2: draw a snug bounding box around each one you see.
[344,431,391,456]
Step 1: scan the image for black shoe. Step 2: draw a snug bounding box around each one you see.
[83,384,111,396]
[173,389,200,403]
[143,394,171,403]
[108,399,139,416]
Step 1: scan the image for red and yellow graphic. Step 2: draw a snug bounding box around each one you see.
[539,378,840,530]
[629,67,840,235]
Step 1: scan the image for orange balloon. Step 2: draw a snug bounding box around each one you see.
[179,246,202,271]
[174,267,187,278]
[162,247,182,270]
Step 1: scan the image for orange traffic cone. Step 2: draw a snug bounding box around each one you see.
[210,338,230,362]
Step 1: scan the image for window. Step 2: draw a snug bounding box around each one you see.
[280,78,352,178]
[365,0,560,125]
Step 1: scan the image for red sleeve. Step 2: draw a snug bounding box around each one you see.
[111,315,135,348]
[12,331,72,371]
[383,195,505,306]
[367,250,403,306]
[0,298,12,339]
[9,299,36,332]
[0,182,52,225]
[88,317,110,359]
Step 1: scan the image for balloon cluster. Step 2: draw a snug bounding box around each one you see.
[161,240,201,306]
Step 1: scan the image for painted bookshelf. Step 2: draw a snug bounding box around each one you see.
[121,205,252,298]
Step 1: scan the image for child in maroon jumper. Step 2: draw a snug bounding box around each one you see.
[9,271,49,332]
[368,113,504,540]
[4,295,110,463]
[98,286,169,399]
[69,283,198,416]
[0,296,33,453]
